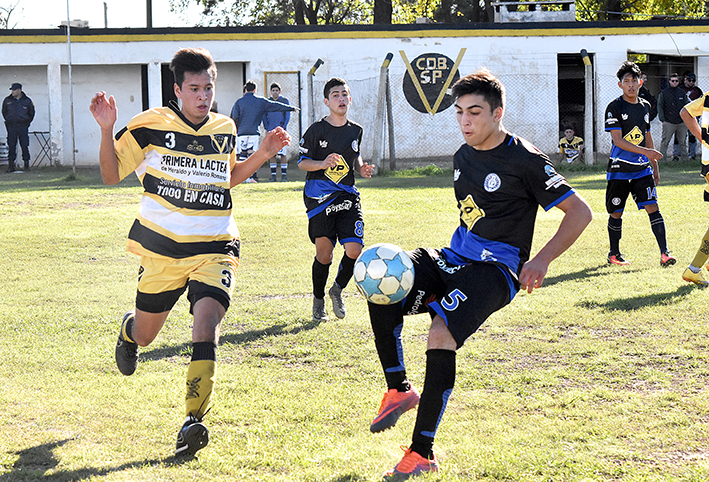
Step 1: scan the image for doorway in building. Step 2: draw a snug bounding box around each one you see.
[557,53,590,151]
[263,71,302,143]
[630,53,696,99]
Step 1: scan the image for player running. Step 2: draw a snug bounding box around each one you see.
[366,70,592,479]
[298,77,374,322]
[89,47,290,458]
[680,90,709,286]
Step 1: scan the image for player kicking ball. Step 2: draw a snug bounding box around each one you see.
[89,47,290,458]
[366,70,592,479]
[298,77,374,322]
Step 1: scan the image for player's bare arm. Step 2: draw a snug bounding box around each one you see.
[298,152,341,172]
[519,193,592,294]
[230,127,291,187]
[89,91,121,185]
[610,129,662,163]
[681,107,702,139]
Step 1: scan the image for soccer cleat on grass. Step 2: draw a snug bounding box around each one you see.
[370,386,420,433]
[269,174,277,182]
[312,297,329,323]
[383,446,439,480]
[682,268,709,287]
[115,311,138,376]
[608,253,630,266]
[660,251,676,267]
[328,283,346,319]
[281,174,287,182]
[175,414,209,458]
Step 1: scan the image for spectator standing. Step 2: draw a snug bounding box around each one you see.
[679,72,703,159]
[2,82,35,172]
[263,82,292,182]
[231,80,295,183]
[657,73,689,161]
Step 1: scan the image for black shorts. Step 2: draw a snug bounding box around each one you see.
[400,248,511,349]
[307,192,364,245]
[605,175,657,213]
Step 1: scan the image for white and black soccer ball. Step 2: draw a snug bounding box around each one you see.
[354,243,415,305]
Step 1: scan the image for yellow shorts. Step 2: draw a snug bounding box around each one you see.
[136,254,239,314]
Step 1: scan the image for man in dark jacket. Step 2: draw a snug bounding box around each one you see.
[679,72,703,159]
[657,73,689,161]
[230,80,295,182]
[2,82,35,172]
[638,72,657,121]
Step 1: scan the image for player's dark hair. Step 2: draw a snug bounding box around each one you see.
[244,80,257,92]
[562,124,573,131]
[170,48,217,88]
[323,77,348,99]
[616,61,641,81]
[270,82,281,91]
[451,69,505,113]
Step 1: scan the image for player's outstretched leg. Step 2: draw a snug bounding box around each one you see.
[370,384,420,433]
[115,311,139,376]
[175,414,209,458]
[682,227,709,286]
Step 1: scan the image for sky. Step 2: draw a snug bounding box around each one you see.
[5,0,203,29]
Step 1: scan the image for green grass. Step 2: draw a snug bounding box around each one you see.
[2,161,709,481]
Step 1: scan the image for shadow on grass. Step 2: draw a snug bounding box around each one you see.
[595,284,697,312]
[329,474,369,482]
[542,263,643,288]
[139,318,323,362]
[0,439,193,481]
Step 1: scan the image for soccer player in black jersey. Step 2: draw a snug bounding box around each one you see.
[298,78,374,322]
[604,61,675,267]
[367,70,592,479]
[90,48,290,458]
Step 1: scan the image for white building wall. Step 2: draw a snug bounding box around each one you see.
[0,25,706,166]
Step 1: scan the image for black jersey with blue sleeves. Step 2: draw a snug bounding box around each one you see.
[604,96,653,180]
[298,118,363,217]
[441,134,574,281]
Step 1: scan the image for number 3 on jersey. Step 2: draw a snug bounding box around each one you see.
[441,288,467,311]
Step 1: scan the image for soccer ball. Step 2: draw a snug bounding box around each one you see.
[353,243,415,305]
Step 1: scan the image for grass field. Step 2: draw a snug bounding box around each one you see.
[1,161,709,481]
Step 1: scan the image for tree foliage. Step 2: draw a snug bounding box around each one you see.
[576,0,708,21]
[0,0,21,29]
[170,0,708,25]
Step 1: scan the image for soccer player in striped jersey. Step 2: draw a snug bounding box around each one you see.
[89,47,290,457]
[680,92,709,286]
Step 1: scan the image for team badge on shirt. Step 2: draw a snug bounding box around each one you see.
[459,194,485,230]
[325,154,349,183]
[211,134,229,154]
[623,126,644,145]
[484,173,501,192]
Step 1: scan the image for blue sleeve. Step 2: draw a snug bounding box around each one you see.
[230,102,240,127]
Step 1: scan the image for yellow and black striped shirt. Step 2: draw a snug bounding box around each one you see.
[114,103,239,259]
